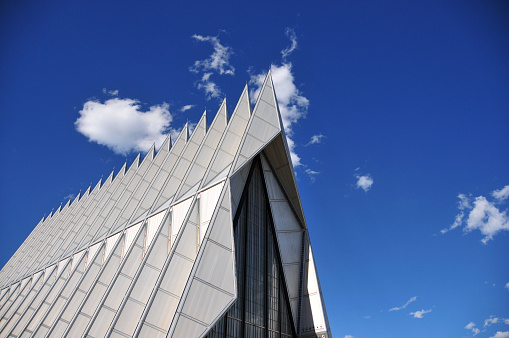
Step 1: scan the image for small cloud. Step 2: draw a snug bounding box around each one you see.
[281,27,298,60]
[344,335,354,338]
[491,332,509,338]
[180,104,195,112]
[493,185,509,202]
[356,174,374,192]
[306,134,325,146]
[485,316,500,327]
[389,296,417,312]
[63,193,75,201]
[190,34,234,100]
[75,96,175,155]
[442,186,509,243]
[305,168,320,183]
[409,309,432,319]
[364,315,371,319]
[505,282,509,291]
[465,322,481,335]
[102,88,119,96]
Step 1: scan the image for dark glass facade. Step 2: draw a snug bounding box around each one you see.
[205,157,296,338]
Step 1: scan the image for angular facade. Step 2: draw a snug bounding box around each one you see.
[0,72,331,338]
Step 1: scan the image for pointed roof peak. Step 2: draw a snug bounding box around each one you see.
[146,143,156,160]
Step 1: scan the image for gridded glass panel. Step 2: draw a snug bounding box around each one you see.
[204,157,296,338]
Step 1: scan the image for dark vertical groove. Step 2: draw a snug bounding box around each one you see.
[241,179,248,338]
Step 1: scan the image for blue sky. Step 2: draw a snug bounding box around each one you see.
[1,1,508,337]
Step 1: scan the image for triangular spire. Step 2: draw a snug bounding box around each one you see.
[200,85,251,188]
[233,70,281,173]
[146,143,156,161]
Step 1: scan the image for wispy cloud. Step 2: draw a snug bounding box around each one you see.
[409,309,431,318]
[389,296,417,312]
[442,185,509,243]
[491,332,509,338]
[75,97,174,155]
[63,193,75,201]
[102,88,119,96]
[281,28,298,60]
[493,185,509,202]
[485,315,509,327]
[305,169,320,183]
[306,134,325,146]
[344,335,354,338]
[190,34,234,100]
[465,322,481,336]
[180,104,195,112]
[506,282,509,291]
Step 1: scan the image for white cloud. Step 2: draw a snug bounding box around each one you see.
[102,88,119,96]
[190,34,234,100]
[442,186,509,243]
[506,282,509,291]
[63,193,75,201]
[441,211,464,234]
[466,196,509,244]
[491,332,509,338]
[466,322,476,330]
[180,104,195,112]
[281,28,298,60]
[250,62,309,167]
[356,174,374,192]
[306,134,325,146]
[505,319,509,325]
[493,185,509,202]
[75,97,174,155]
[486,316,500,327]
[389,296,417,312]
[465,322,481,336]
[409,309,432,318]
[344,335,354,338]
[305,169,320,183]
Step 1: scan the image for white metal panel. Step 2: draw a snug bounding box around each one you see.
[269,201,301,232]
[113,298,145,335]
[146,210,167,248]
[306,246,320,295]
[282,264,301,300]
[44,264,56,282]
[124,221,143,256]
[171,315,207,338]
[276,231,303,264]
[199,182,224,226]
[87,307,115,337]
[175,219,197,260]
[144,290,179,331]
[158,254,193,297]
[239,134,264,161]
[104,232,122,262]
[139,323,166,338]
[221,132,242,156]
[181,279,233,325]
[171,198,193,239]
[194,242,235,294]
[207,207,232,250]
[86,242,103,271]
[57,258,70,276]
[72,249,86,272]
